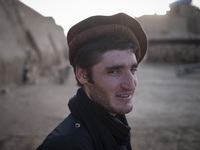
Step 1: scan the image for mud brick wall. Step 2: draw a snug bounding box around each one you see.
[148,40,200,63]
[0,0,68,88]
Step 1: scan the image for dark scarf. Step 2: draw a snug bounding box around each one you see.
[68,88,132,150]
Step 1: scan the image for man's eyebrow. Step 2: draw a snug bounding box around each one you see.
[132,63,138,68]
[106,65,124,70]
[106,63,138,70]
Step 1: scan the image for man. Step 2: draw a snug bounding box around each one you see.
[37,13,147,150]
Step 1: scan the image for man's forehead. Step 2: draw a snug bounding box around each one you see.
[101,49,136,60]
[97,50,138,67]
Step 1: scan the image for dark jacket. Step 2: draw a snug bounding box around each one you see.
[37,114,128,150]
[37,114,94,150]
[37,88,130,150]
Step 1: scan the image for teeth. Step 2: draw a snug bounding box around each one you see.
[120,95,129,98]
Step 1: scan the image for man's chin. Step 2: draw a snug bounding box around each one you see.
[112,106,133,115]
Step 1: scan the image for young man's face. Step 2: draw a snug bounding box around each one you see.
[83,49,138,115]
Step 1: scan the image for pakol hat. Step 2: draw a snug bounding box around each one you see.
[67,13,147,67]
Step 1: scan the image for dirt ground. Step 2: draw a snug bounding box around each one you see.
[0,62,200,150]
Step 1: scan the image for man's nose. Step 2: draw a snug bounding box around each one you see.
[121,72,137,91]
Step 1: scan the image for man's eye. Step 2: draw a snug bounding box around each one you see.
[108,70,118,74]
[131,68,137,74]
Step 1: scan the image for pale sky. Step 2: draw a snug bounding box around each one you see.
[19,0,200,34]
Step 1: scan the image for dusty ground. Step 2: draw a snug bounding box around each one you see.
[0,62,200,150]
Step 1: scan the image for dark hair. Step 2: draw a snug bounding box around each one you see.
[73,35,138,87]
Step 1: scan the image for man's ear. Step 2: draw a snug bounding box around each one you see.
[76,66,88,84]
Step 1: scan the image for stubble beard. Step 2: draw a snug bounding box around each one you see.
[87,83,133,115]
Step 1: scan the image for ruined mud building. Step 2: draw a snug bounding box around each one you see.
[1,0,200,89]
[137,1,200,63]
[0,0,68,89]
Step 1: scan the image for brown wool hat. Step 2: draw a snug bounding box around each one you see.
[67,13,147,67]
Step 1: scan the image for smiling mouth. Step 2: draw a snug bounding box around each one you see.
[116,94,131,98]
[120,95,129,98]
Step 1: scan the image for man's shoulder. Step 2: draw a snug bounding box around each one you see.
[37,114,94,150]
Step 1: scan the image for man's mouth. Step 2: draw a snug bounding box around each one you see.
[116,93,133,98]
[118,94,130,98]
[116,90,134,98]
